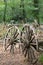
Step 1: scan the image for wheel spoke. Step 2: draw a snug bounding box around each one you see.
[4,25,20,53]
[20,24,38,64]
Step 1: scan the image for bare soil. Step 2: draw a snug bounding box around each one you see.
[0,44,42,65]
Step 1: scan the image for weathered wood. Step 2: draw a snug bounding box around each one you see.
[39,48,43,51]
[4,25,20,54]
[20,24,38,64]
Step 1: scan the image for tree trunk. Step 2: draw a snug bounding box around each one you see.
[3,0,7,24]
[33,0,40,25]
[20,0,26,23]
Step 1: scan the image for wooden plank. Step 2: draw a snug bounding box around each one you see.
[31,43,37,45]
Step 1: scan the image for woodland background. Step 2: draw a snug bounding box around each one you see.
[0,0,43,24]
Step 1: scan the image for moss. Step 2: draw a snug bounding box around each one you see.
[39,54,43,63]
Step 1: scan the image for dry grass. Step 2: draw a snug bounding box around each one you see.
[0,24,7,39]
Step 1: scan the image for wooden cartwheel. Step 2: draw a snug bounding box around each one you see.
[20,24,38,64]
[36,25,43,52]
[4,24,20,54]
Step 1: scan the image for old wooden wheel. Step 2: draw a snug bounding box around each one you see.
[37,27,43,51]
[4,25,20,53]
[20,24,38,64]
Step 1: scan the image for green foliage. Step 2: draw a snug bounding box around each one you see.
[0,0,43,24]
[39,54,43,63]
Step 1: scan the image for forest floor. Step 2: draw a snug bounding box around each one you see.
[0,44,43,65]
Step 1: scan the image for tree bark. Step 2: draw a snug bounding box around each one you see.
[33,0,40,25]
[20,0,26,23]
[3,0,7,24]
